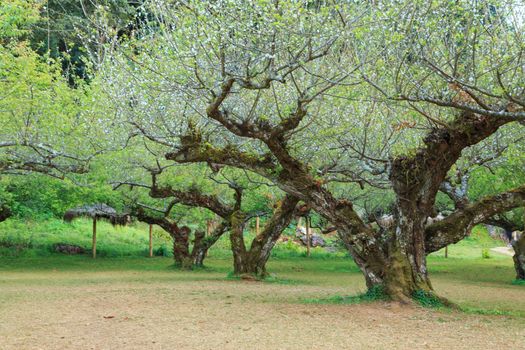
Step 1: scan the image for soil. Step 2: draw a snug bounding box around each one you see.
[0,270,523,349]
[491,246,514,256]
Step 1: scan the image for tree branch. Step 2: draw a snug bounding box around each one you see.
[425,184,525,253]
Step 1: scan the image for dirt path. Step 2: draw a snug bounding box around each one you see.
[0,270,523,350]
[491,246,514,256]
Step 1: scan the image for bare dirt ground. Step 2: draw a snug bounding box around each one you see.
[0,267,524,350]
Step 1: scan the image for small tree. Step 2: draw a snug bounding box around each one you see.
[116,165,298,276]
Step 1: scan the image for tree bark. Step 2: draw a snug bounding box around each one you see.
[229,210,248,275]
[229,195,299,277]
[383,205,433,301]
[171,225,193,268]
[245,195,299,276]
[135,209,229,269]
[192,222,229,266]
[425,184,525,254]
[512,233,525,280]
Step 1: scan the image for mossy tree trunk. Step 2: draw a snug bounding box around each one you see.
[136,209,229,269]
[192,222,229,266]
[245,195,299,277]
[229,195,299,278]
[382,208,433,301]
[377,112,514,301]
[512,233,525,280]
[229,210,248,275]
[170,225,193,268]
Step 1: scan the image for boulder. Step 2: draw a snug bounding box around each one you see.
[298,234,326,247]
[54,243,85,255]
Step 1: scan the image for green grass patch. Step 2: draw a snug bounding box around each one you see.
[303,285,387,305]
[460,306,525,317]
[511,279,525,286]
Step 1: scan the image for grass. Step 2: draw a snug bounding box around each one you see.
[303,284,387,305]
[0,218,346,260]
[1,219,523,349]
[0,218,522,316]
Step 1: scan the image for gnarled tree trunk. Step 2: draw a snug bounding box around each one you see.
[136,209,228,269]
[193,222,229,266]
[229,195,299,277]
[376,112,513,301]
[171,101,516,302]
[229,210,249,275]
[170,225,193,268]
[511,234,525,280]
[383,207,433,301]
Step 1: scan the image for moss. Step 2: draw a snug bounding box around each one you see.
[384,243,431,299]
[303,285,387,305]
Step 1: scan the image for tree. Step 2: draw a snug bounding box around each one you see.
[0,0,102,222]
[115,163,298,275]
[102,0,525,301]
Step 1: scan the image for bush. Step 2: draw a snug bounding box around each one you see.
[481,248,491,259]
[154,244,172,257]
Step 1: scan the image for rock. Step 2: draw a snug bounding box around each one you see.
[324,246,338,253]
[54,243,85,255]
[295,226,326,247]
[298,234,326,247]
[511,233,525,280]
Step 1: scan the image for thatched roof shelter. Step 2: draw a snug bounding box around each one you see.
[63,203,130,226]
[63,203,130,259]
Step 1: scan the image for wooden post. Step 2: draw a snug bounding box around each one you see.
[92,216,97,259]
[296,217,302,234]
[445,245,448,258]
[149,224,153,258]
[206,220,212,236]
[206,220,212,257]
[520,207,525,237]
[306,216,311,257]
[256,216,260,235]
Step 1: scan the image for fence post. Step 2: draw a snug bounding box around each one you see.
[92,217,97,259]
[149,224,153,257]
[306,216,311,257]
